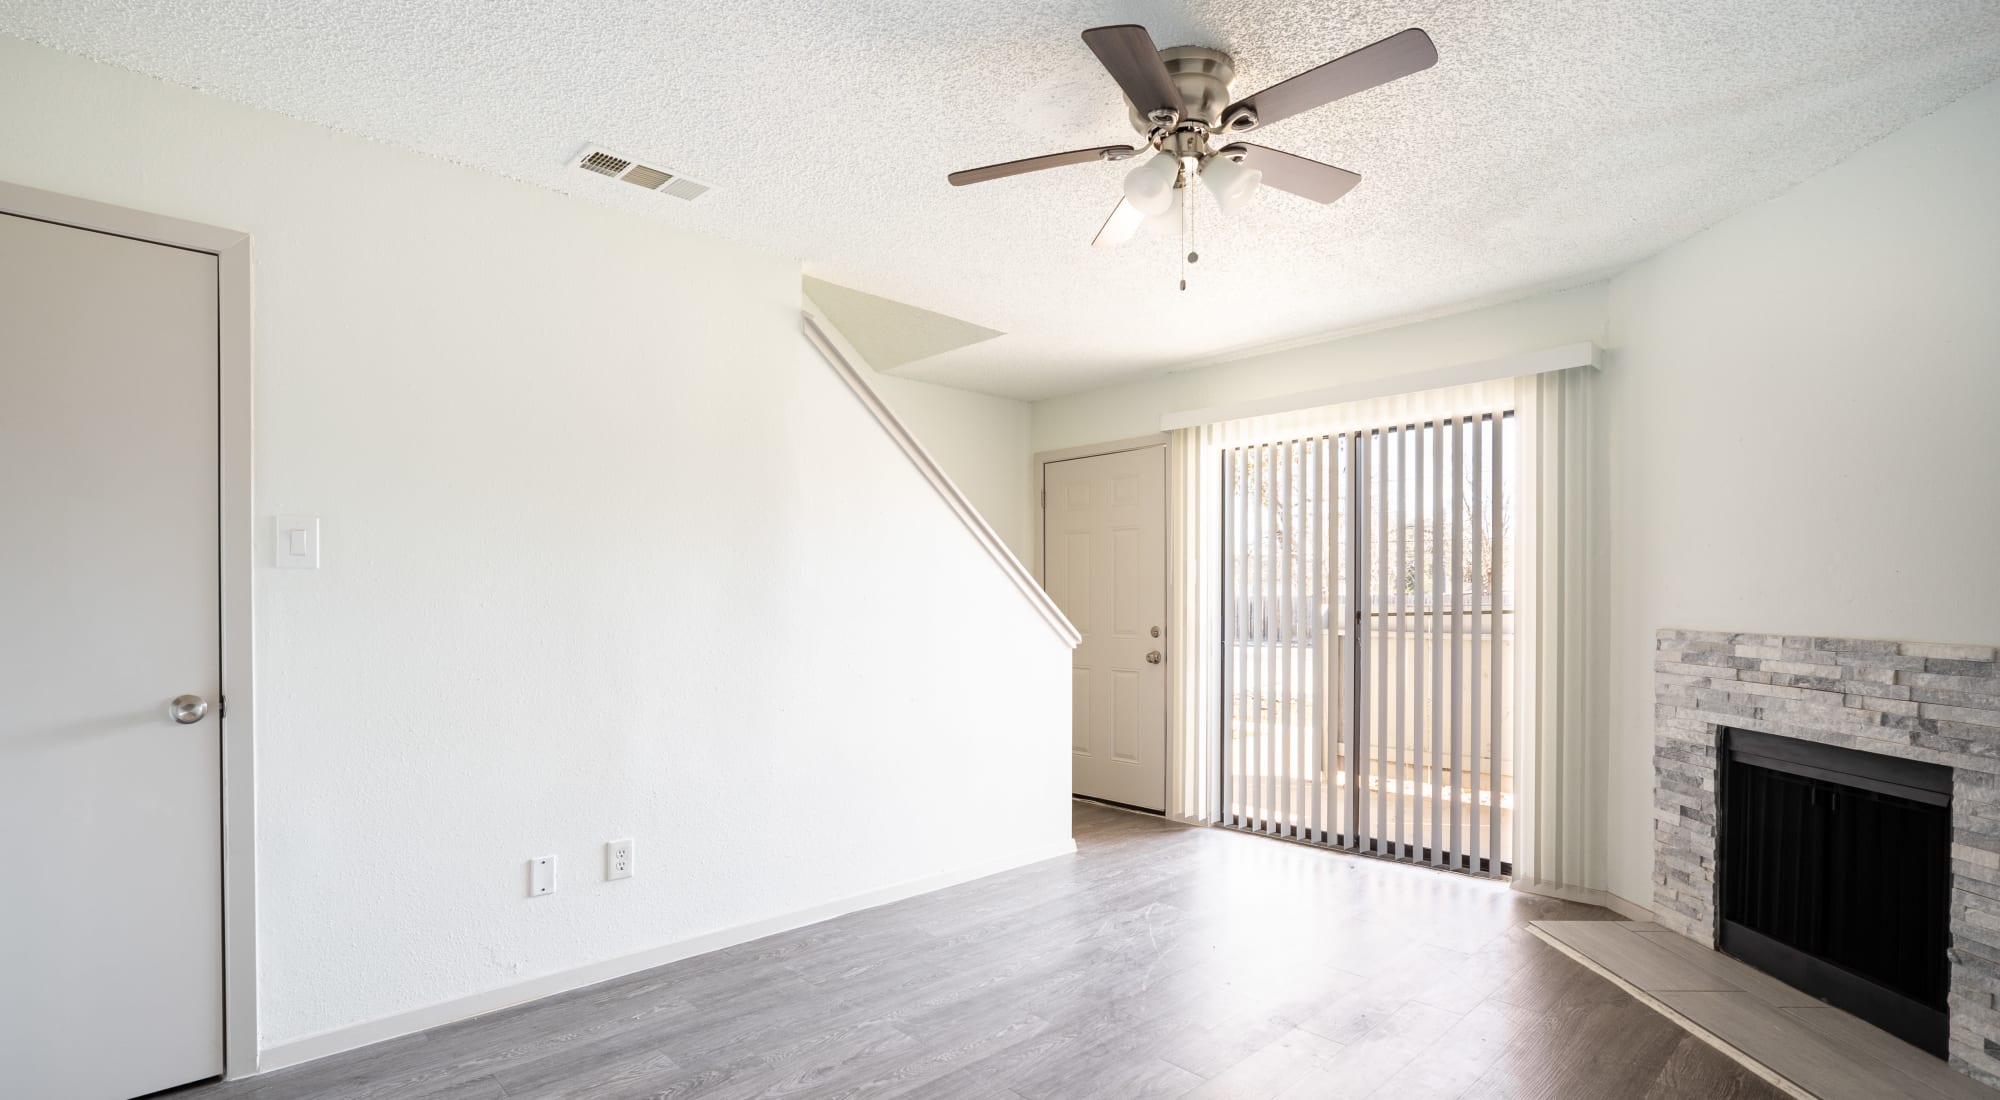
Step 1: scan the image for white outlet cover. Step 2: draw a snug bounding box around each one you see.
[529,855,556,897]
[607,839,633,881]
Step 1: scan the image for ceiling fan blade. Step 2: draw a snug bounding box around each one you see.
[1091,198,1145,248]
[1224,144,1361,204]
[948,146,1138,186]
[1081,24,1184,122]
[1223,28,1436,131]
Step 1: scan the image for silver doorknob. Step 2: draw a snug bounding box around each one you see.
[1146,651,1162,664]
[170,695,210,724]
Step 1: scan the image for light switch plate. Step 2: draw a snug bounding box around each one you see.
[275,514,320,569]
[529,855,556,897]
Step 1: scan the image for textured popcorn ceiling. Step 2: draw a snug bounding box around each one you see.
[8,2,1999,399]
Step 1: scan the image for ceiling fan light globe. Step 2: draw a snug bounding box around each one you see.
[1202,155,1263,216]
[1140,186,1184,236]
[1123,152,1181,217]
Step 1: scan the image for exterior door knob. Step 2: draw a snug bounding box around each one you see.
[1146,651,1162,665]
[170,694,210,725]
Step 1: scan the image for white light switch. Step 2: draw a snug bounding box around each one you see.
[275,514,320,569]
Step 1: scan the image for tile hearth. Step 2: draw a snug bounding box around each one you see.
[1532,920,1998,1100]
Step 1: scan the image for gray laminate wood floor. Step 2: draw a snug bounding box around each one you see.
[167,803,1783,1099]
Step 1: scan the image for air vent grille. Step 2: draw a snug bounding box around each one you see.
[620,164,673,190]
[579,151,631,177]
[662,178,710,201]
[572,144,712,202]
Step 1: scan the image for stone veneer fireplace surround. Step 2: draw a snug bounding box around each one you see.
[1653,629,2000,1086]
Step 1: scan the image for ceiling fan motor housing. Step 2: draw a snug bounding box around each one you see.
[1128,46,1237,134]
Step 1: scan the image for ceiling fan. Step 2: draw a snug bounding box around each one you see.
[948,24,1437,251]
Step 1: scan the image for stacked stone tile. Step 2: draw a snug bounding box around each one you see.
[1652,628,2000,1085]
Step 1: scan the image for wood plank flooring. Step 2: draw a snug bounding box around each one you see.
[1534,920,2000,1100]
[169,805,1784,1099]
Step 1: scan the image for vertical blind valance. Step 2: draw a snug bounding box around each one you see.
[1160,343,1599,432]
[1192,378,1518,451]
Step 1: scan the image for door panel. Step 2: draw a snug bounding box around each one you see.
[0,212,224,1098]
[1045,447,1167,811]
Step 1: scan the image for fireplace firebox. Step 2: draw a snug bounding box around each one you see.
[1718,727,1952,1055]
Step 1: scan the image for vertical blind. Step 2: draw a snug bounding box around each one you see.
[1221,412,1515,875]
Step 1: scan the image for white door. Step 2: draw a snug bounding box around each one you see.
[0,212,225,1098]
[1044,447,1167,811]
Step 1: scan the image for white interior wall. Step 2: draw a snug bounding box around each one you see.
[1596,77,2000,906]
[804,290,1035,562]
[0,34,1072,1058]
[868,377,1033,562]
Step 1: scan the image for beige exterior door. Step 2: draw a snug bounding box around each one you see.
[0,212,225,1098]
[1044,446,1167,811]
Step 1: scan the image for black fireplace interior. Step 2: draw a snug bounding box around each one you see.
[1719,727,1952,1055]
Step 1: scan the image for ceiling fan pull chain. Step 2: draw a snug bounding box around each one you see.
[1180,179,1194,291]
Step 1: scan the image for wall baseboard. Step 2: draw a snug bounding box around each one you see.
[1511,879,1655,922]
[253,837,1078,1076]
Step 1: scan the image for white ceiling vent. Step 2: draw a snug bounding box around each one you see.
[572,144,711,201]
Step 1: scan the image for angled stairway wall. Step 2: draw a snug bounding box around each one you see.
[804,285,1038,563]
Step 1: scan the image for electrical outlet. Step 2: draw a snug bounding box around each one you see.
[607,839,634,881]
[529,855,556,897]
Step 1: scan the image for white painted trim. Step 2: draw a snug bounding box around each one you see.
[1511,878,1654,922]
[215,238,257,1082]
[0,179,259,1082]
[257,837,1079,1073]
[1033,434,1175,467]
[0,179,247,253]
[1027,433,1173,584]
[801,313,1079,649]
[1159,342,1602,431]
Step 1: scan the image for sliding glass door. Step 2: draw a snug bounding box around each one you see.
[1221,412,1514,875]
